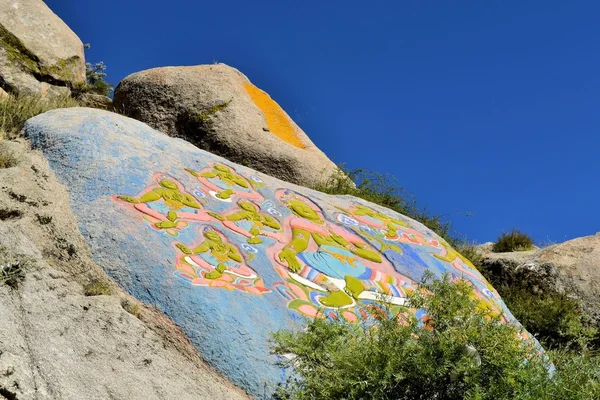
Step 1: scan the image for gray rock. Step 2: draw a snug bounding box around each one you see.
[113,64,339,187]
[481,234,600,322]
[0,139,249,399]
[0,0,86,97]
[79,92,113,110]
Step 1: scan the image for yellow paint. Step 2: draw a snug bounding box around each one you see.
[243,83,305,148]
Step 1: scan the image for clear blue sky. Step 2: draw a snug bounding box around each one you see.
[46,0,599,244]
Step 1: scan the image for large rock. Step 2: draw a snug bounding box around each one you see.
[25,108,539,398]
[0,139,249,399]
[113,64,339,187]
[480,233,600,322]
[0,0,86,97]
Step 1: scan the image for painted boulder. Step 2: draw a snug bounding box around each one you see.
[25,108,534,398]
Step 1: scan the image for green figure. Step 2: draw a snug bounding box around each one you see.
[185,164,250,200]
[118,179,202,229]
[279,198,384,308]
[176,229,243,280]
[211,200,281,244]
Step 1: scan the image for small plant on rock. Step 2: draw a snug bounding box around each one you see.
[0,248,33,289]
[83,278,113,296]
[492,229,535,252]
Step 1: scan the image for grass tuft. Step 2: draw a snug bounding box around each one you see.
[0,248,34,289]
[121,298,142,318]
[0,94,80,140]
[492,229,535,252]
[83,279,113,296]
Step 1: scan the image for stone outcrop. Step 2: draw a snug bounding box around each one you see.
[78,93,113,110]
[0,139,249,399]
[480,233,600,322]
[0,0,86,97]
[24,107,540,398]
[113,64,339,187]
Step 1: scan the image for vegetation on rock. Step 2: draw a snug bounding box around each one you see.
[83,278,113,296]
[272,274,600,400]
[0,94,79,139]
[492,229,535,252]
[315,167,456,245]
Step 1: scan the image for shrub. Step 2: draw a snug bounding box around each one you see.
[0,147,18,168]
[492,229,535,252]
[0,248,33,289]
[83,279,113,296]
[491,286,599,351]
[0,94,79,139]
[272,274,555,400]
[83,61,113,96]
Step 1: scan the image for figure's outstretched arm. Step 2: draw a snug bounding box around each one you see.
[200,170,218,178]
[177,242,210,254]
[184,168,199,177]
[119,189,162,204]
[182,193,201,209]
[232,175,250,188]
[350,241,383,263]
[228,247,243,263]
[224,211,248,222]
[137,190,163,203]
[263,215,280,230]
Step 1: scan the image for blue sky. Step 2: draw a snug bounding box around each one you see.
[46,0,599,244]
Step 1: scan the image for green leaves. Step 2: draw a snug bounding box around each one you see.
[271,274,599,400]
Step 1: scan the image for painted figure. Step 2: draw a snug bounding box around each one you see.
[275,189,415,309]
[185,163,262,201]
[116,173,210,234]
[337,203,409,239]
[209,199,284,244]
[174,226,270,295]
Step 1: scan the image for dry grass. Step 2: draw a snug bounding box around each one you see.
[83,279,113,296]
[0,94,79,140]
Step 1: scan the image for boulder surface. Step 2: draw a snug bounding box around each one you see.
[481,233,600,322]
[0,0,86,97]
[113,64,339,186]
[25,108,538,398]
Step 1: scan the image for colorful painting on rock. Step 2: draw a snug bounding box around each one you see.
[26,108,539,400]
[115,161,509,324]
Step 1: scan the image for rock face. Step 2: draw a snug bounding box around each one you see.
[0,0,86,97]
[480,233,600,322]
[0,140,249,399]
[25,108,538,399]
[113,64,339,187]
[78,92,113,110]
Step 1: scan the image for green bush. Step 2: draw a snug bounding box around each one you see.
[492,229,535,252]
[273,274,556,400]
[272,274,600,399]
[0,94,79,139]
[83,61,113,96]
[491,286,599,351]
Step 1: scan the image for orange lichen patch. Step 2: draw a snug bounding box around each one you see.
[243,82,306,148]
